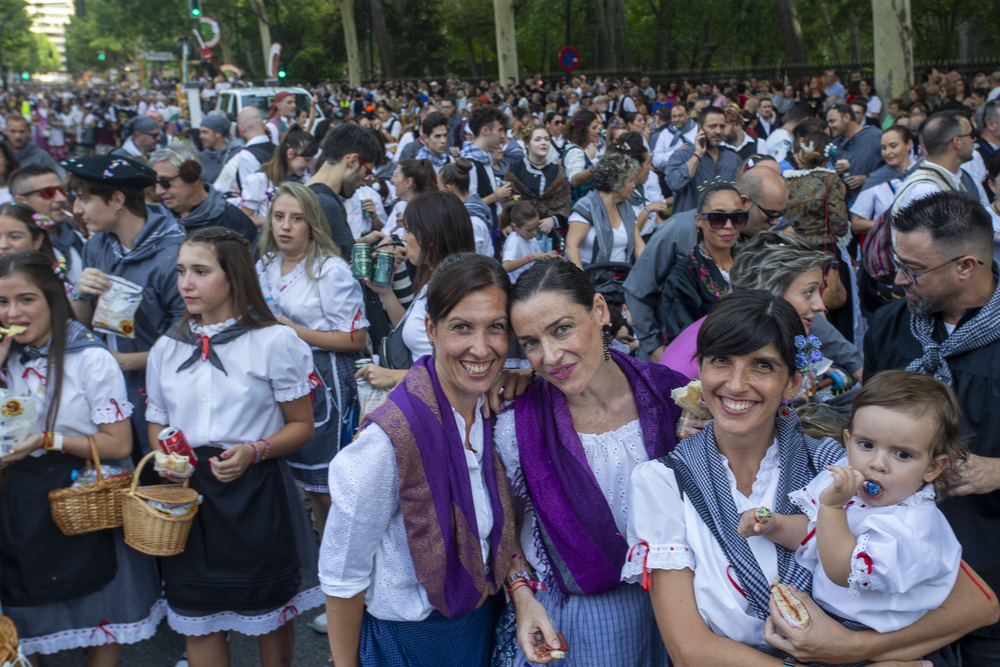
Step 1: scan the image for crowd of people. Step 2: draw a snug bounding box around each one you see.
[0,63,999,667]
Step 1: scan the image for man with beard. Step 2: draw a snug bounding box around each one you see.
[9,164,83,281]
[305,123,385,259]
[664,106,739,213]
[3,115,62,175]
[651,101,698,170]
[864,191,1000,666]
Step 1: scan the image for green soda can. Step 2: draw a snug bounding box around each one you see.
[372,249,395,286]
[352,243,372,279]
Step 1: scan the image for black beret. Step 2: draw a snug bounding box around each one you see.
[60,156,157,189]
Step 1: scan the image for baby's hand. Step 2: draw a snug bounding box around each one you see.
[738,507,774,538]
[819,465,864,507]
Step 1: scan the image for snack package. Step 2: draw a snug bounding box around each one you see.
[147,495,203,516]
[70,465,129,487]
[532,631,569,659]
[92,275,143,339]
[357,379,389,420]
[670,379,712,420]
[0,393,37,456]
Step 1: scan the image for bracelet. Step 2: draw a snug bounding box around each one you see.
[42,431,53,450]
[693,153,702,161]
[507,580,532,596]
[249,441,261,464]
[258,438,272,462]
[783,659,798,666]
[71,284,85,301]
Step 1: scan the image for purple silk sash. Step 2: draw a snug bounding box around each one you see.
[514,350,686,595]
[364,355,515,618]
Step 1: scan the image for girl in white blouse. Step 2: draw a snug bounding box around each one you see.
[0,251,162,663]
[256,182,368,527]
[240,128,318,226]
[145,227,319,667]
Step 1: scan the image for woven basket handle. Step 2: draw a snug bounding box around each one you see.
[88,435,103,482]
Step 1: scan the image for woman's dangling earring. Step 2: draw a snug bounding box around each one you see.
[601,325,611,362]
[430,341,436,359]
[778,397,795,419]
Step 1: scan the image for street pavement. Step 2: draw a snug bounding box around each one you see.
[39,612,332,666]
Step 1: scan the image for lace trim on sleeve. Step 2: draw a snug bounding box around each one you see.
[622,544,694,584]
[274,378,312,403]
[788,486,820,521]
[847,532,873,598]
[92,398,134,424]
[145,404,168,425]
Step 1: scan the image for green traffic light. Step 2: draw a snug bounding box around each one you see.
[20,72,29,80]
[191,7,200,15]
[98,52,106,60]
[278,70,286,78]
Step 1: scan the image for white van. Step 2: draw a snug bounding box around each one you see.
[213,86,325,136]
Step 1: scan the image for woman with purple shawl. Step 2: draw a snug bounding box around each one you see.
[320,254,519,667]
[493,259,687,665]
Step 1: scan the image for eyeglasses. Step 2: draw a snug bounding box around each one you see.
[952,131,974,140]
[357,155,373,176]
[890,253,983,285]
[700,210,749,229]
[18,185,67,199]
[552,120,565,125]
[747,194,786,223]
[155,174,181,190]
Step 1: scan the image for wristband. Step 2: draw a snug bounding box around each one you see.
[51,432,64,451]
[783,659,798,666]
[693,153,702,161]
[249,441,261,464]
[71,284,85,301]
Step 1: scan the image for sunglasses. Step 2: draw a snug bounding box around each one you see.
[155,174,181,190]
[747,194,786,222]
[701,210,748,229]
[19,185,67,199]
[357,155,373,176]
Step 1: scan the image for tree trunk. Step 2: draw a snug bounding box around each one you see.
[872,0,913,116]
[848,9,861,63]
[773,0,806,64]
[493,0,518,83]
[338,0,361,86]
[369,0,395,79]
[818,2,842,62]
[614,0,628,67]
[246,0,272,78]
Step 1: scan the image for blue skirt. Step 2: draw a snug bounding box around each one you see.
[361,596,499,667]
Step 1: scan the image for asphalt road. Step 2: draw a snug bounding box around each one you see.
[37,608,333,666]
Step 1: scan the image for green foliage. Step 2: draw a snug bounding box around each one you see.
[59,0,1000,80]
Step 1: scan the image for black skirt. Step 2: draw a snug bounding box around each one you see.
[161,447,301,614]
[0,453,117,607]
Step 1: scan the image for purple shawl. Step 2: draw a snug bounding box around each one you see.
[513,350,686,595]
[364,355,516,618]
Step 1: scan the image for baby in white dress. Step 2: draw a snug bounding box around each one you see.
[739,370,968,632]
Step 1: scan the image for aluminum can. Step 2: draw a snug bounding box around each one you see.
[352,243,372,280]
[372,249,395,286]
[158,426,198,466]
[362,200,373,221]
[355,357,373,371]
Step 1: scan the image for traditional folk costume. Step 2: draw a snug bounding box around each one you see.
[0,322,163,655]
[144,319,322,636]
[257,255,368,491]
[320,356,516,667]
[493,351,685,666]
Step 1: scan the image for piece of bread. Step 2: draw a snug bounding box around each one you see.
[155,451,191,473]
[671,379,712,420]
[771,577,810,630]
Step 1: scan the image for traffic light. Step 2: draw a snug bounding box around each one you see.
[20,72,29,81]
[98,51,105,61]
[277,68,286,78]
[188,0,201,17]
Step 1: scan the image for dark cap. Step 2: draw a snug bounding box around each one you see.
[127,115,160,135]
[200,114,230,137]
[60,156,157,189]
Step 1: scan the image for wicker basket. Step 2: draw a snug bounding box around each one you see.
[0,615,27,666]
[122,452,199,557]
[48,435,131,536]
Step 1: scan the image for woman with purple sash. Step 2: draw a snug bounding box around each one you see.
[493,258,687,665]
[320,253,519,667]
